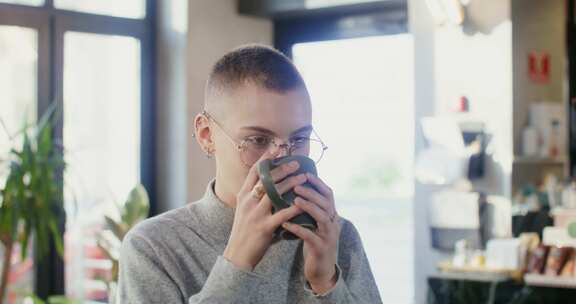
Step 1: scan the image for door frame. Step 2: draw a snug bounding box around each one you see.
[273,1,408,57]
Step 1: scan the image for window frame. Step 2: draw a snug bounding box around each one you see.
[569,0,576,177]
[273,1,408,57]
[0,0,156,299]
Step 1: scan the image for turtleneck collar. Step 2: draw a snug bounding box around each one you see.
[187,179,235,244]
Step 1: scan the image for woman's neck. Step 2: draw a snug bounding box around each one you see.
[213,177,237,209]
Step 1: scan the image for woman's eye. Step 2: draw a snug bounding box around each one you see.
[249,136,271,146]
[291,137,309,146]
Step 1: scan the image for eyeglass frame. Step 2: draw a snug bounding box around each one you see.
[201,110,328,166]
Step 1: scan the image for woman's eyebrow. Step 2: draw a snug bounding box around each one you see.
[291,125,313,135]
[239,125,313,136]
[240,126,276,135]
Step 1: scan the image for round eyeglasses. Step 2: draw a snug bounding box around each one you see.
[202,110,328,166]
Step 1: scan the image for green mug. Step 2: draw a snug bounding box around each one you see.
[257,155,318,240]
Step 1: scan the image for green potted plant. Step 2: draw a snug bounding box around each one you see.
[0,107,65,304]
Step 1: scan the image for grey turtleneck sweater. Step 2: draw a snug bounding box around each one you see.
[117,180,382,303]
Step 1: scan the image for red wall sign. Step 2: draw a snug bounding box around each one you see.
[528,52,550,84]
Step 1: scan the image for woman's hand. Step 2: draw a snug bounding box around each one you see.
[223,150,309,271]
[281,174,340,294]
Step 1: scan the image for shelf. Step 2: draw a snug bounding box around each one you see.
[513,156,566,165]
[433,271,511,283]
[524,273,576,289]
[436,262,514,282]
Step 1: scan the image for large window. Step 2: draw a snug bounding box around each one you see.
[0,1,154,302]
[63,32,142,302]
[293,34,414,304]
[54,0,146,19]
[0,0,43,6]
[276,4,413,302]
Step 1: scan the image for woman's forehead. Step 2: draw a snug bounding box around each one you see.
[237,125,313,137]
[222,84,312,135]
[233,109,312,136]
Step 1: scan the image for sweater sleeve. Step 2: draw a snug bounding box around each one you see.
[302,220,383,304]
[187,256,266,304]
[117,231,265,304]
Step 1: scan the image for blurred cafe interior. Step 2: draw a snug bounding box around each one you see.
[2,0,576,303]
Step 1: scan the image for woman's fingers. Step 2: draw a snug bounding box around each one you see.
[256,174,306,214]
[282,222,323,250]
[267,205,303,230]
[239,149,279,199]
[294,185,332,214]
[294,197,334,232]
[306,173,334,200]
[258,193,274,214]
[256,168,308,215]
[267,161,301,184]
[276,174,307,195]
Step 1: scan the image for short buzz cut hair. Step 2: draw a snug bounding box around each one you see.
[205,44,307,103]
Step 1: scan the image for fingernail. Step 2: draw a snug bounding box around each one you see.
[282,223,290,228]
[290,161,299,169]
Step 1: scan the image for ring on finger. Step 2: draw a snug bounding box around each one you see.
[252,183,266,199]
[329,211,338,223]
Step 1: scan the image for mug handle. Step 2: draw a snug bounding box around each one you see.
[257,159,291,211]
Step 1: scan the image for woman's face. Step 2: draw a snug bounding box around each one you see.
[196,82,312,205]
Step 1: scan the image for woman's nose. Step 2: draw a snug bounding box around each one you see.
[272,144,290,157]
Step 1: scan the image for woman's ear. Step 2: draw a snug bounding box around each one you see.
[194,114,214,157]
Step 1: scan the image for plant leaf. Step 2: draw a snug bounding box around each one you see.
[105,216,125,240]
[121,184,149,227]
[48,217,64,257]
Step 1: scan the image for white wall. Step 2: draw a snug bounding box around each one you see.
[155,0,272,209]
[156,0,189,213]
[185,0,273,202]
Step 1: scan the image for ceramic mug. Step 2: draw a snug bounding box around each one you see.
[257,155,318,240]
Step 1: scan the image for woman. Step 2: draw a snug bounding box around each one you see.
[117,44,382,304]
